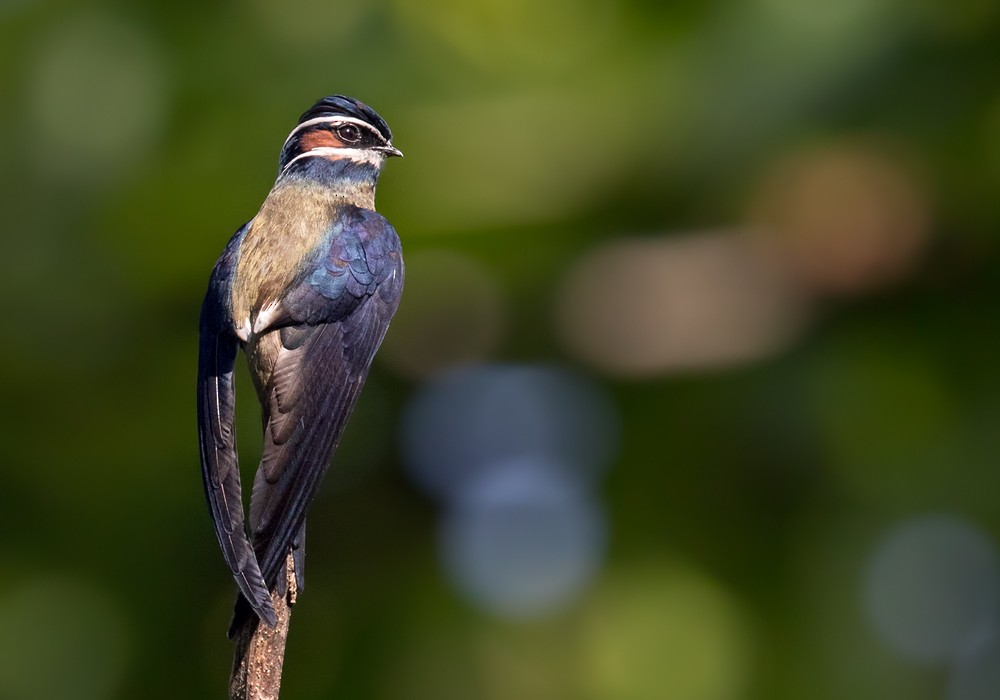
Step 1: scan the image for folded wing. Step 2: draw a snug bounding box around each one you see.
[197,224,278,627]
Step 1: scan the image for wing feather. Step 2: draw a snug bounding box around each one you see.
[221,208,402,634]
[249,295,393,587]
[197,225,278,628]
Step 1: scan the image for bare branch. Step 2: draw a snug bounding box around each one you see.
[229,551,297,700]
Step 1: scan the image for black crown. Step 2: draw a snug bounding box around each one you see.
[298,95,392,143]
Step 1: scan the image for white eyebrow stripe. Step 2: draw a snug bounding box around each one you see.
[281,115,384,150]
[281,146,384,172]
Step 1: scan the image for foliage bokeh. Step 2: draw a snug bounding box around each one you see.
[1,1,999,698]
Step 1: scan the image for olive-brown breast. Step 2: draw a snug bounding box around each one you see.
[230,180,340,333]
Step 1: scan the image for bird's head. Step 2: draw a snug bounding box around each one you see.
[277,95,402,175]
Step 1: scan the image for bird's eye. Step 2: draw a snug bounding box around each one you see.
[337,124,362,143]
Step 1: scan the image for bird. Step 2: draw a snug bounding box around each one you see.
[197,95,403,635]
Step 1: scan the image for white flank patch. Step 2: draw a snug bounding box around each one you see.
[236,318,252,342]
[252,301,282,335]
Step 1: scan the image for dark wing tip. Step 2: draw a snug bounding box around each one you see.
[259,602,279,628]
[227,593,278,639]
[237,568,279,628]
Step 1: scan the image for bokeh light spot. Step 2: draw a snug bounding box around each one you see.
[581,563,752,700]
[440,461,607,618]
[400,364,619,501]
[864,515,1000,663]
[747,143,931,296]
[402,363,617,618]
[27,14,166,182]
[0,575,130,700]
[556,231,809,377]
[948,634,1000,700]
[381,250,504,379]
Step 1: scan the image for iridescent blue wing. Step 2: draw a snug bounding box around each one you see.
[247,207,403,601]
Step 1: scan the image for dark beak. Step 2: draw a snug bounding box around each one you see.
[375,144,403,158]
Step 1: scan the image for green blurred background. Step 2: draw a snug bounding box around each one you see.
[2,0,1000,698]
